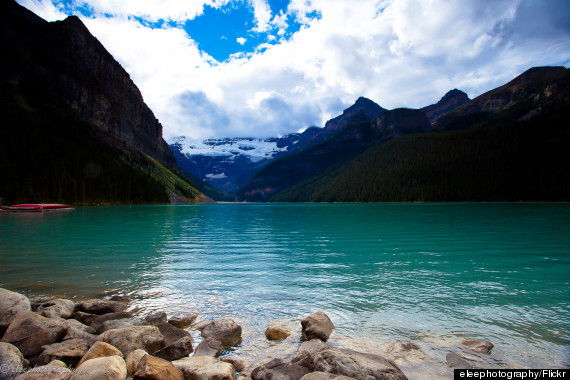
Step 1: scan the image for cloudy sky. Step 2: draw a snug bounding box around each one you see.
[17,0,570,141]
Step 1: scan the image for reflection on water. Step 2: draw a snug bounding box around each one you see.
[1,203,569,376]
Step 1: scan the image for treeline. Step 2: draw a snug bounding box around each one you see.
[0,100,170,205]
[271,106,570,202]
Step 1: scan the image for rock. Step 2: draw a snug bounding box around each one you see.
[37,299,75,319]
[1,312,66,357]
[126,349,148,377]
[386,341,421,355]
[77,341,123,368]
[301,312,334,342]
[172,356,236,380]
[168,312,198,329]
[95,319,136,334]
[38,338,89,367]
[71,355,127,380]
[0,342,25,380]
[446,352,473,369]
[251,358,310,380]
[193,337,223,357]
[201,318,242,347]
[61,319,95,334]
[156,323,191,346]
[72,312,99,326]
[220,357,245,372]
[109,295,131,303]
[460,338,494,354]
[0,289,31,333]
[299,373,356,380]
[134,354,184,380]
[90,312,133,332]
[265,327,291,341]
[15,361,73,380]
[62,327,98,346]
[192,320,212,331]
[298,339,332,356]
[97,326,165,357]
[153,336,193,361]
[144,311,167,326]
[310,348,407,380]
[75,299,127,315]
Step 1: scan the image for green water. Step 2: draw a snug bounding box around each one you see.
[1,203,569,372]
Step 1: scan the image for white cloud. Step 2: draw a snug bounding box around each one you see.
[16,0,570,142]
[17,0,67,21]
[236,37,247,45]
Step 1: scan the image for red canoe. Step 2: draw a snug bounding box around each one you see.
[0,204,72,212]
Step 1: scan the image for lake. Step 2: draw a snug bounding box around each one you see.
[1,203,569,378]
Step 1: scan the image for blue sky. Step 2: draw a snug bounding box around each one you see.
[17,0,570,141]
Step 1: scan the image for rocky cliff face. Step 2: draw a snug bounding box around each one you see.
[1,0,176,169]
[421,89,470,124]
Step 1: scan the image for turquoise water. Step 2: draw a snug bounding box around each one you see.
[1,203,569,372]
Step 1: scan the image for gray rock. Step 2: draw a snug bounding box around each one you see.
[193,337,223,357]
[71,355,127,380]
[221,356,245,372]
[0,289,31,333]
[144,311,168,326]
[297,339,333,356]
[61,319,95,334]
[108,295,131,303]
[310,348,407,380]
[37,338,89,367]
[169,312,199,329]
[265,327,291,341]
[192,319,212,330]
[37,299,75,319]
[251,358,310,380]
[1,312,66,357]
[95,319,135,334]
[126,349,148,377]
[172,356,236,380]
[14,361,72,380]
[156,322,191,346]
[89,311,133,332]
[0,342,25,380]
[62,327,98,346]
[386,341,421,355]
[75,299,127,315]
[301,312,334,342]
[460,338,494,354]
[446,352,473,369]
[72,312,99,326]
[134,354,184,380]
[97,326,165,357]
[154,336,193,361]
[201,318,242,347]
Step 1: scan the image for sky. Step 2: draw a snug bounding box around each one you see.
[17,0,570,141]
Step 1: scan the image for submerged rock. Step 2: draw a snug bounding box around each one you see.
[265,326,291,341]
[201,318,242,347]
[0,342,25,380]
[173,356,236,380]
[446,352,473,369]
[0,289,31,333]
[70,355,127,380]
[460,338,494,354]
[97,326,165,357]
[301,312,334,342]
[386,341,422,356]
[1,312,66,357]
[37,299,75,319]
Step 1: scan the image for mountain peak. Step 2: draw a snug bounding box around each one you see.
[421,89,471,124]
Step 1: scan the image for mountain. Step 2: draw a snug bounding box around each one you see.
[237,106,430,201]
[0,0,206,204]
[421,89,470,124]
[169,127,321,196]
[263,67,570,202]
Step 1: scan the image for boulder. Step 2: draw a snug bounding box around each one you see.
[460,338,494,354]
[446,352,473,369]
[108,295,131,303]
[201,318,242,347]
[126,349,148,377]
[300,373,356,380]
[386,341,421,356]
[14,361,73,380]
[77,341,123,368]
[0,342,25,380]
[172,356,236,380]
[62,327,98,346]
[168,312,198,329]
[251,358,310,380]
[153,336,193,361]
[95,319,136,334]
[75,300,127,315]
[89,312,133,332]
[37,338,89,367]
[220,356,245,372]
[37,299,75,319]
[97,326,165,357]
[144,311,167,326]
[192,320,212,331]
[72,312,99,326]
[193,337,223,357]
[155,323,191,346]
[310,348,407,380]
[1,312,66,357]
[265,327,291,341]
[0,289,31,333]
[301,312,334,342]
[134,354,184,380]
[70,355,127,380]
[61,319,95,334]
[298,339,332,356]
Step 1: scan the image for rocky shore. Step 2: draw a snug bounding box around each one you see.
[1,287,501,380]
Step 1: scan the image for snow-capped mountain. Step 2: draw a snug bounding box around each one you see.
[169,127,321,196]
